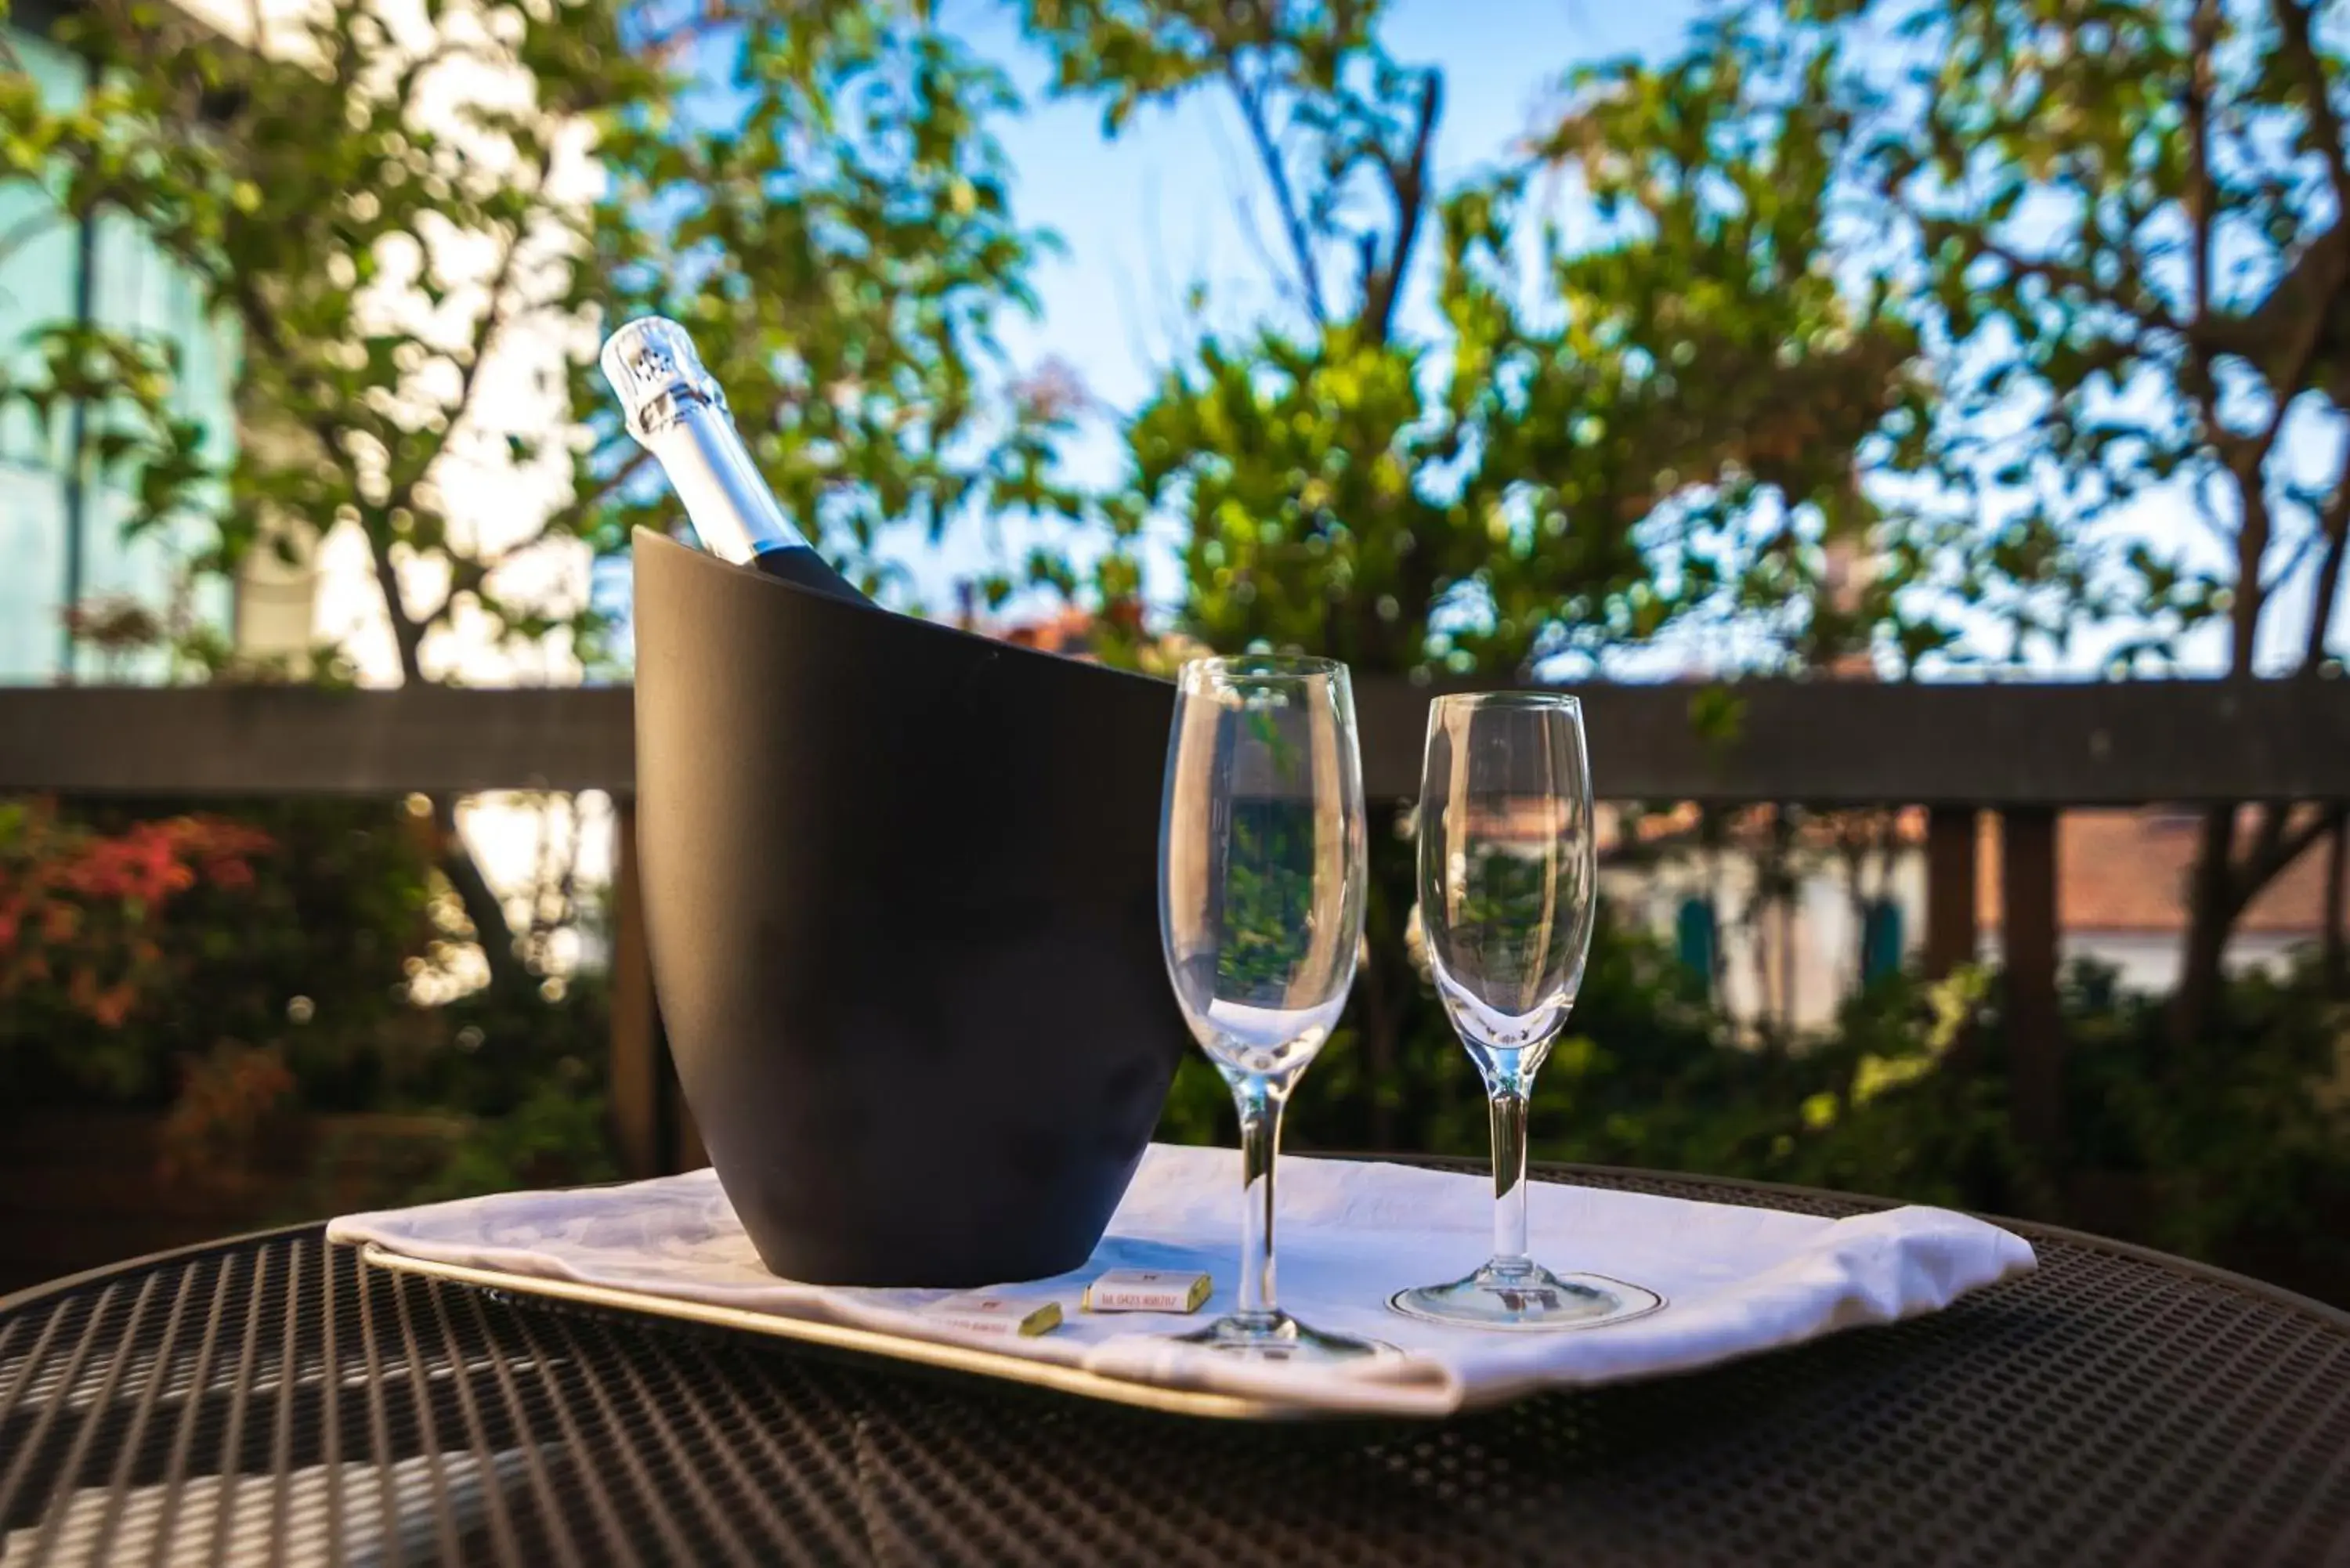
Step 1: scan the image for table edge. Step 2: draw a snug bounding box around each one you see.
[0,1218,328,1315]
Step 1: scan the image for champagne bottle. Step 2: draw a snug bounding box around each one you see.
[600,316,869,605]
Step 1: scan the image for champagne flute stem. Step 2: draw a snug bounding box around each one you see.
[1489,1085,1531,1266]
[1234,1076,1283,1321]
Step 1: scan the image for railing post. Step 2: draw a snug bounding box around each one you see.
[1924,806,1979,978]
[610,796,665,1178]
[2001,807,2063,1162]
[2325,815,2347,995]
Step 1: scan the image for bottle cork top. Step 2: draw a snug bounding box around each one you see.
[601,316,725,445]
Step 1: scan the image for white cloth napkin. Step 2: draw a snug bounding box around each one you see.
[328,1143,2036,1418]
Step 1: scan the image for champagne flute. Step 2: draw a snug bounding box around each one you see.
[1159,655,1378,1359]
[1394,692,1656,1329]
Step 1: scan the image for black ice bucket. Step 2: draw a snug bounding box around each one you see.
[631,530,1188,1286]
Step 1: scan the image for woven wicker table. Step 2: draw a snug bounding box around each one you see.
[2,1160,2347,1567]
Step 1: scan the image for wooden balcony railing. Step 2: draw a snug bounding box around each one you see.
[8,678,2349,1175]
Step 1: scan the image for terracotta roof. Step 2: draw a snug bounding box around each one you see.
[992,607,1098,656]
[1979,807,2341,934]
[982,605,1197,674]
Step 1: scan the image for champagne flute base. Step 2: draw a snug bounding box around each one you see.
[1177,1310,1384,1361]
[1390,1259,1661,1331]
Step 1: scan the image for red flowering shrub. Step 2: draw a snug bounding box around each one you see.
[0,800,274,1077]
[0,794,616,1206]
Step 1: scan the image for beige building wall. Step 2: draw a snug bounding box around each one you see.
[177,0,614,976]
[1607,807,2337,1034]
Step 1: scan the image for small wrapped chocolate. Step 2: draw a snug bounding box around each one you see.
[923,1293,1063,1338]
[1082,1269,1214,1314]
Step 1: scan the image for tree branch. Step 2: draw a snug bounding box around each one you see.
[2244,801,2292,896]
[365,518,428,683]
[550,445,657,534]
[430,791,534,996]
[415,445,658,628]
[2239,803,2350,909]
[2250,272,2337,452]
[1362,68,1441,348]
[373,114,568,640]
[2182,4,2223,388]
[229,273,306,380]
[226,237,427,674]
[1224,58,1328,328]
[2272,0,2350,224]
[1965,232,2182,338]
[384,139,555,518]
[1206,105,1310,318]
[2303,443,2350,672]
[2183,0,2267,677]
[226,247,432,685]
[2229,479,2274,676]
[2262,516,2323,597]
[2186,0,2220,331]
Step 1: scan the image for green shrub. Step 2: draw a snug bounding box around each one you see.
[1160,898,2350,1303]
[0,794,617,1201]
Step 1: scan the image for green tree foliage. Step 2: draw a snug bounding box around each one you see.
[1,0,656,990]
[577,2,1074,599]
[1022,2,2037,679]
[1772,0,2350,1041]
[1022,0,1965,1147]
[1064,0,2345,1149]
[0,0,1054,991]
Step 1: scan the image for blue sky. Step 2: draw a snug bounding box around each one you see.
[869,0,1708,615]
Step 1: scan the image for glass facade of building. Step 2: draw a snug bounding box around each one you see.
[0,21,239,683]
